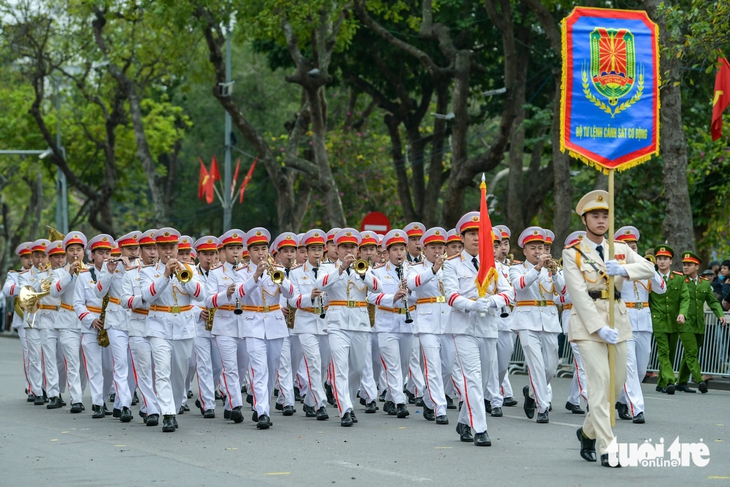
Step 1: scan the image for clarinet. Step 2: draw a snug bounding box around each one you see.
[233,257,243,315]
[396,259,413,324]
[313,259,326,319]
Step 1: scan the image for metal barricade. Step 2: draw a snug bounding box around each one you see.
[646,311,730,376]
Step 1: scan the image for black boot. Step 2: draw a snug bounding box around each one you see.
[146,414,159,426]
[456,422,473,442]
[92,405,105,419]
[162,415,175,432]
[203,409,215,419]
[230,406,244,423]
[316,407,329,421]
[256,414,272,429]
[365,401,378,413]
[341,411,353,427]
[396,403,409,418]
[46,397,63,409]
[120,407,133,423]
[423,405,435,421]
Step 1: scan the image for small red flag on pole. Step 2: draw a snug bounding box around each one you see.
[239,157,258,204]
[198,158,210,201]
[210,155,221,182]
[711,54,730,141]
[230,158,241,198]
[476,173,498,298]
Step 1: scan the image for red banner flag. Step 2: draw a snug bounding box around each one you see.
[239,157,258,204]
[210,155,221,182]
[476,174,498,298]
[230,158,241,197]
[198,158,210,201]
[712,55,730,141]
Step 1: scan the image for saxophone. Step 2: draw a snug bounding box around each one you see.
[285,257,296,329]
[205,308,216,331]
[97,294,111,348]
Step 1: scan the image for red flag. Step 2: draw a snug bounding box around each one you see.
[230,158,241,197]
[239,157,258,204]
[198,158,210,201]
[712,55,730,141]
[210,155,221,182]
[476,174,498,297]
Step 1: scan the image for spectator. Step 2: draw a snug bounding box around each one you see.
[708,268,723,300]
[709,260,721,274]
[0,290,5,331]
[720,261,730,310]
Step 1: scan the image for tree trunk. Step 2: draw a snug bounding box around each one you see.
[643,0,695,260]
[550,79,574,248]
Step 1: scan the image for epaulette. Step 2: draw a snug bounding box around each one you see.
[78,268,90,273]
[510,259,523,266]
[210,263,222,270]
[699,276,708,281]
[673,271,683,276]
[290,263,302,270]
[447,254,461,260]
[564,240,581,249]
[142,263,156,268]
[18,269,30,275]
[8,269,17,273]
[373,263,386,269]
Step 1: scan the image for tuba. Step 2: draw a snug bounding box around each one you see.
[18,285,51,329]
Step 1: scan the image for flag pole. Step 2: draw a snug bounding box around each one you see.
[608,168,616,427]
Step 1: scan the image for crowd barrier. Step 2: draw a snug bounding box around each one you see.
[509,311,730,378]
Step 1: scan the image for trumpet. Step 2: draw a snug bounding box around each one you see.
[506,253,514,266]
[266,255,285,284]
[72,256,88,276]
[233,257,243,315]
[545,256,561,273]
[175,262,193,283]
[645,253,656,265]
[354,258,369,275]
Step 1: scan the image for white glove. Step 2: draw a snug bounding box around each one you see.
[473,299,491,314]
[605,260,628,277]
[597,326,619,344]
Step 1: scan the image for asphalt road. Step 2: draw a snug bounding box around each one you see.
[0,336,728,486]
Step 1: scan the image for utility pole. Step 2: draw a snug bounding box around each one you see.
[53,78,69,233]
[222,26,233,232]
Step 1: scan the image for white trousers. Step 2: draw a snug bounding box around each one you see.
[299,333,331,409]
[619,331,652,416]
[25,328,44,397]
[149,337,193,416]
[453,334,496,434]
[518,330,559,413]
[194,335,222,412]
[290,335,306,395]
[419,333,453,416]
[41,328,61,398]
[359,332,379,403]
[102,346,114,399]
[129,336,159,415]
[57,329,83,404]
[107,329,132,409]
[215,336,246,410]
[247,337,284,416]
[487,330,515,407]
[276,336,295,407]
[17,326,31,393]
[81,333,104,406]
[378,332,413,405]
[184,350,196,404]
[405,336,426,398]
[567,342,588,406]
[328,329,369,417]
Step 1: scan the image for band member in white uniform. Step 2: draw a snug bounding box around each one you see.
[2,242,34,399]
[614,226,665,424]
[555,231,588,415]
[407,227,452,424]
[22,239,50,405]
[206,229,247,423]
[443,212,514,446]
[402,222,426,403]
[369,229,418,418]
[288,229,331,420]
[177,235,197,413]
[272,232,299,416]
[318,228,379,427]
[233,227,295,430]
[74,234,114,418]
[49,232,88,413]
[121,229,160,426]
[509,226,564,424]
[38,240,66,410]
[357,230,381,412]
[191,236,222,418]
[140,228,202,432]
[96,231,141,422]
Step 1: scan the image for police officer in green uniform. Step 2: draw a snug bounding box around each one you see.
[650,245,689,394]
[676,251,727,393]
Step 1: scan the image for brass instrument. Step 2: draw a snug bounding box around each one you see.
[18,285,51,328]
[264,255,285,284]
[73,256,88,276]
[47,225,65,241]
[545,256,561,273]
[506,253,514,266]
[205,308,216,331]
[353,258,369,275]
[233,257,243,315]
[97,294,110,348]
[175,262,193,283]
[395,258,413,324]
[645,253,656,265]
[285,257,296,329]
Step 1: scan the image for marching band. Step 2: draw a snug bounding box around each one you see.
[0,192,690,466]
